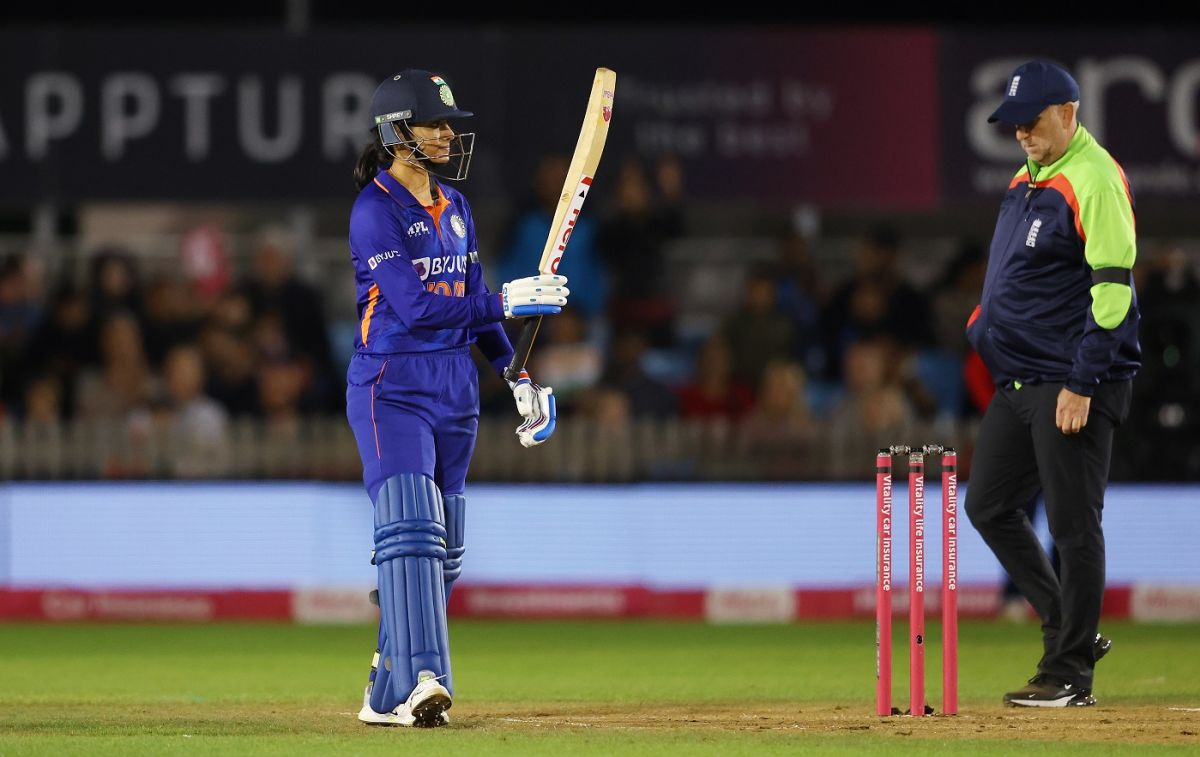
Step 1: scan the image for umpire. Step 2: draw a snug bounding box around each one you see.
[965,60,1140,708]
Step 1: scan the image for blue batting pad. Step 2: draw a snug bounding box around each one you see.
[443,494,466,601]
[369,473,452,714]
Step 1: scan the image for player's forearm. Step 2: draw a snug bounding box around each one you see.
[472,321,516,376]
[395,290,505,331]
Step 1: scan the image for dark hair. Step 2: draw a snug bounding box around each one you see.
[353,130,393,191]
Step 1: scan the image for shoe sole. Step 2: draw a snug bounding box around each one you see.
[358,704,451,726]
[1005,696,1075,708]
[358,706,398,725]
[411,692,452,728]
[1005,695,1096,708]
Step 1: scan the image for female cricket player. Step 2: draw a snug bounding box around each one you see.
[346,69,567,727]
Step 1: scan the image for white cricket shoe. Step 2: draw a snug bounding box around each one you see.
[358,671,451,727]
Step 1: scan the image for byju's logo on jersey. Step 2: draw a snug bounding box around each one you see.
[403,255,466,281]
[407,221,431,238]
[366,250,400,270]
[1026,218,1042,247]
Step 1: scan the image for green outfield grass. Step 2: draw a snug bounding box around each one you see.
[1,620,1198,755]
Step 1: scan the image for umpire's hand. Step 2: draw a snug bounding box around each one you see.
[1055,387,1092,435]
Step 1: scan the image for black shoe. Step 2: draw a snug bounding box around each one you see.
[1094,633,1112,662]
[1003,674,1096,708]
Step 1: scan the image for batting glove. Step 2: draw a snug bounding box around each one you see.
[501,274,569,318]
[508,370,556,447]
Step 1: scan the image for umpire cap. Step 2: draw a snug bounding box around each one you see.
[988,60,1079,125]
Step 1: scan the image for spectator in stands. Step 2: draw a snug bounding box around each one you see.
[161,343,230,478]
[737,359,816,479]
[571,387,636,482]
[26,284,92,419]
[581,387,631,431]
[197,322,261,417]
[257,356,308,478]
[828,337,916,478]
[259,357,307,425]
[932,238,987,357]
[22,373,63,423]
[676,335,755,421]
[596,155,685,347]
[76,312,158,478]
[0,255,41,416]
[87,247,146,333]
[493,154,606,320]
[601,327,678,420]
[142,276,203,366]
[77,312,157,422]
[239,225,341,413]
[720,264,794,389]
[821,225,934,381]
[18,373,66,478]
[773,229,827,377]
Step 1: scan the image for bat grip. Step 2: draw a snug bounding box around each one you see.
[502,315,543,384]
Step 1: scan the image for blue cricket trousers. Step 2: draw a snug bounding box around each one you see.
[345,348,480,502]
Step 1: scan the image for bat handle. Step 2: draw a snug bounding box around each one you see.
[502,315,544,384]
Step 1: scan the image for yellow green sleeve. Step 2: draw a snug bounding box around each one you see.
[1078,189,1136,329]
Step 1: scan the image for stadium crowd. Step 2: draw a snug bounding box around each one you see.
[0,156,1195,481]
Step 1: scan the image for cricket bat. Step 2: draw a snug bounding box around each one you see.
[502,67,616,384]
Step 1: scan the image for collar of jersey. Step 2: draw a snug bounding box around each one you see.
[1027,123,1094,183]
[373,170,447,210]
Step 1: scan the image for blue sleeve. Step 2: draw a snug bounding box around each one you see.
[351,201,504,330]
[462,201,515,375]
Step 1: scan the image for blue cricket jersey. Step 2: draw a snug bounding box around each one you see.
[348,170,514,374]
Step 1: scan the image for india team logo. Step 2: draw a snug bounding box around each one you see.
[431,75,456,107]
[450,214,467,239]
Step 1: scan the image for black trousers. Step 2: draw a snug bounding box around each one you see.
[965,379,1132,689]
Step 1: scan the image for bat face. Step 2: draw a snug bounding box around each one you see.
[536,68,616,276]
[504,68,615,385]
[549,176,593,275]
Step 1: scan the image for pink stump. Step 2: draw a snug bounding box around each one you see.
[876,449,894,717]
[942,449,958,715]
[909,451,925,717]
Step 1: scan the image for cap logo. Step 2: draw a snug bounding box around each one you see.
[427,75,457,107]
[1008,76,1021,96]
[375,110,412,124]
